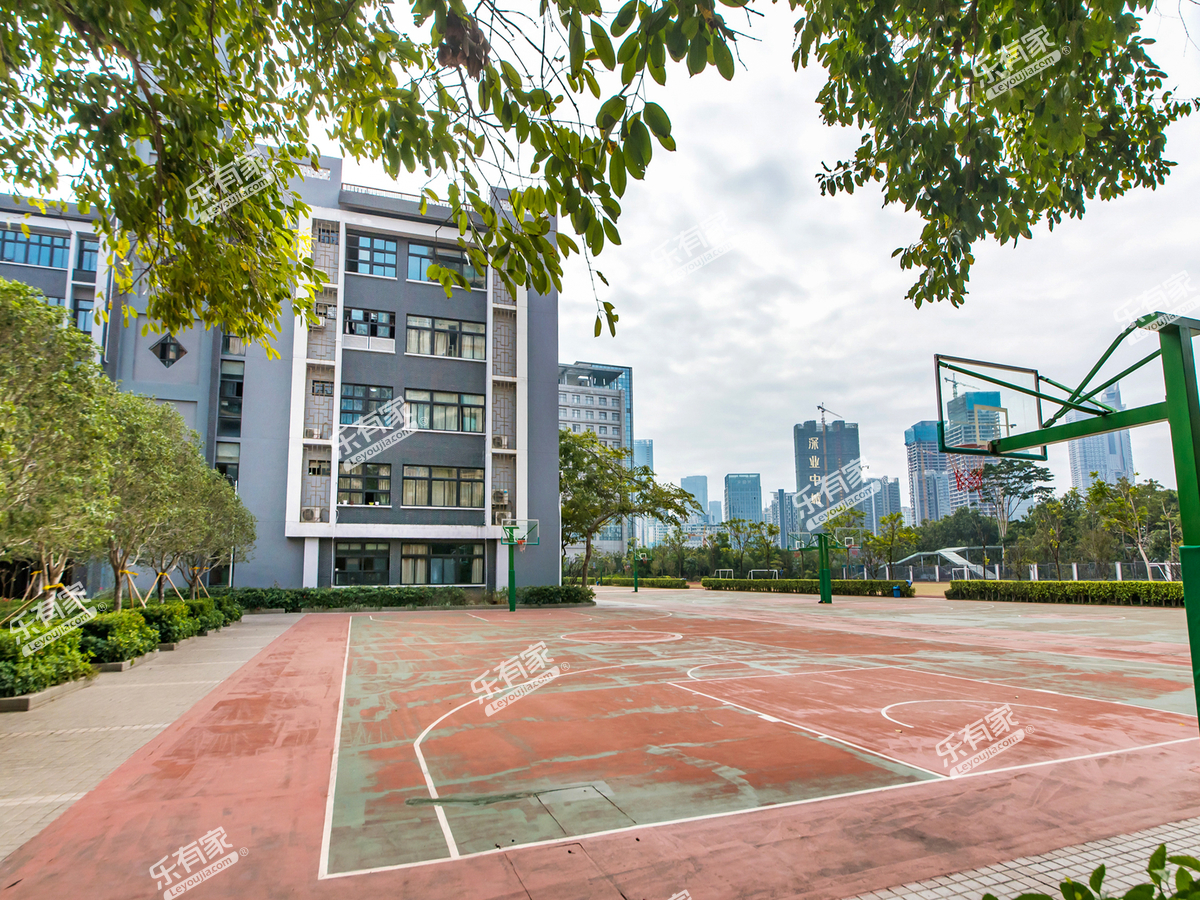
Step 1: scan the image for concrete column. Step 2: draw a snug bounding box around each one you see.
[303,538,319,588]
[1072,562,1079,581]
[1031,564,1038,582]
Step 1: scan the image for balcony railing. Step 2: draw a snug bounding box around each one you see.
[341,183,425,205]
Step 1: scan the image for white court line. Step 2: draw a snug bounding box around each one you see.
[0,793,88,807]
[465,614,491,624]
[880,699,1059,729]
[318,618,354,879]
[667,682,945,779]
[896,666,1200,720]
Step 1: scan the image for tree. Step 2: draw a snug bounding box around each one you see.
[5,0,1191,348]
[180,468,258,598]
[869,512,918,578]
[978,460,1054,543]
[722,519,756,577]
[749,522,782,573]
[0,279,114,599]
[1087,475,1159,580]
[1030,498,1066,580]
[662,525,688,577]
[141,443,216,601]
[559,429,699,581]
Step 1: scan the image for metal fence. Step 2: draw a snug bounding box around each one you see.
[865,561,1181,583]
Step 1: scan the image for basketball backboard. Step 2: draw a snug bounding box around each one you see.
[935,355,1047,460]
[500,519,540,545]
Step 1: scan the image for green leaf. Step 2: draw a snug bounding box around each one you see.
[1150,845,1168,884]
[611,0,638,36]
[591,20,616,69]
[1121,885,1155,900]
[627,118,653,168]
[596,270,609,286]
[602,218,621,245]
[687,32,708,75]
[1089,866,1106,894]
[597,94,627,132]
[609,145,628,197]
[1169,857,1200,871]
[643,102,672,139]
[665,21,689,61]
[714,38,735,80]
[569,22,586,74]
[594,314,602,337]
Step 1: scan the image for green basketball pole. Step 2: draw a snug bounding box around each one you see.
[817,533,832,603]
[508,542,516,612]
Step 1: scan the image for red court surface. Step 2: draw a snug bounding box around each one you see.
[3,590,1200,900]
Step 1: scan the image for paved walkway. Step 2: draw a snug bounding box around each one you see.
[0,613,296,862]
[848,815,1200,900]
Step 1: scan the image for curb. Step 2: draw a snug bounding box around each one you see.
[0,676,92,712]
[95,650,159,672]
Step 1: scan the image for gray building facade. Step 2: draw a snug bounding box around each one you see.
[724,474,763,523]
[1066,384,1135,491]
[2,159,561,590]
[681,476,709,524]
[794,419,861,494]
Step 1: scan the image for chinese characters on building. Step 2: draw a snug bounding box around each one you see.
[149,826,243,899]
[792,458,880,531]
[935,704,1031,777]
[1111,272,1196,344]
[471,641,568,717]
[339,396,418,467]
[187,149,276,225]
[971,25,1067,101]
[651,214,735,281]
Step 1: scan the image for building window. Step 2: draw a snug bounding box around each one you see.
[572,424,580,433]
[0,229,69,268]
[215,442,240,485]
[151,334,187,368]
[334,542,390,585]
[77,238,99,272]
[559,408,567,419]
[344,307,395,338]
[222,334,246,356]
[586,425,595,432]
[571,409,580,419]
[559,392,568,403]
[586,395,595,405]
[346,233,398,277]
[312,380,334,396]
[401,465,485,507]
[407,243,484,289]
[340,384,393,425]
[405,316,485,359]
[585,410,594,419]
[599,426,607,435]
[72,296,93,333]
[598,411,607,420]
[571,395,579,404]
[338,463,391,506]
[401,543,484,585]
[599,397,608,406]
[404,390,484,433]
[308,459,332,476]
[218,360,244,437]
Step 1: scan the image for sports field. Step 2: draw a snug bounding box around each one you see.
[3,588,1199,900]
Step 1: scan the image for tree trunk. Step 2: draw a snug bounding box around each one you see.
[108,546,125,612]
[581,536,594,587]
[1137,543,1154,581]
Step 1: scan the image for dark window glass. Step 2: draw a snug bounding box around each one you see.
[151,334,187,368]
[337,463,391,506]
[346,233,398,278]
[401,465,484,507]
[403,389,484,433]
[343,307,395,338]
[0,229,69,268]
[407,243,484,289]
[340,383,393,425]
[218,360,244,437]
[72,296,93,333]
[308,459,332,476]
[77,239,99,272]
[334,541,390,585]
[400,542,484,585]
[215,442,240,486]
[222,334,246,356]
[405,315,485,359]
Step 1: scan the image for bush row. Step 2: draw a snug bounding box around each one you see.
[564,576,688,588]
[699,578,917,597]
[210,584,594,611]
[504,585,596,605]
[945,579,1184,606]
[1,595,245,697]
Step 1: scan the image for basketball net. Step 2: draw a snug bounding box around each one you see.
[950,454,986,493]
[517,538,527,553]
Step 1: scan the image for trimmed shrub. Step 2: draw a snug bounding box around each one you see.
[138,603,200,643]
[210,585,470,612]
[0,626,93,698]
[185,598,225,631]
[79,610,160,663]
[700,577,916,597]
[945,579,1183,606]
[214,594,243,624]
[514,585,595,605]
[565,576,687,588]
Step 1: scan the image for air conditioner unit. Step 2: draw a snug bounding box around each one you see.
[492,435,509,449]
[492,489,509,506]
[304,427,318,439]
[320,508,330,523]
[493,510,511,525]
[301,506,321,522]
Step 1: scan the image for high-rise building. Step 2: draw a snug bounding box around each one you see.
[906,421,950,525]
[1066,384,1135,491]
[2,161,563,589]
[681,476,709,524]
[709,500,723,524]
[633,439,654,470]
[724,474,763,523]
[558,361,633,553]
[794,419,860,493]
[768,489,800,547]
[860,477,904,535]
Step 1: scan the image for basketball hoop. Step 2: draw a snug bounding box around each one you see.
[517,538,527,553]
[950,454,986,492]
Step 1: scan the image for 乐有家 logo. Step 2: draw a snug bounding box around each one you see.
[471,641,568,716]
[936,703,1032,776]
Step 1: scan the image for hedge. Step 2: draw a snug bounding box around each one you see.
[137,603,201,643]
[565,576,688,588]
[945,579,1184,606]
[79,611,160,663]
[185,598,225,631]
[700,578,916,597]
[209,585,470,611]
[214,595,243,624]
[0,625,93,697]
[509,585,595,605]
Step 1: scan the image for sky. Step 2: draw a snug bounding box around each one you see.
[351,0,1200,506]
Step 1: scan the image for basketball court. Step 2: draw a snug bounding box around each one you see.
[3,589,1199,900]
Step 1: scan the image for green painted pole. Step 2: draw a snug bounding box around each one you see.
[508,542,516,612]
[633,540,639,593]
[1159,324,1200,729]
[818,533,833,603]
